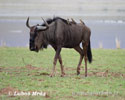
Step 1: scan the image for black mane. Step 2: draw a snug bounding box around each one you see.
[42,17,68,26]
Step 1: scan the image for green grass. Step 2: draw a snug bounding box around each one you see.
[0,47,125,100]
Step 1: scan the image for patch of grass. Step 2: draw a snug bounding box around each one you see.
[0,47,125,100]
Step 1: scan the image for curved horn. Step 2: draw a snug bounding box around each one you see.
[36,25,49,31]
[80,19,85,25]
[26,17,31,28]
[71,18,76,24]
[41,17,49,28]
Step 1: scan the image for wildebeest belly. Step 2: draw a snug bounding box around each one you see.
[62,35,82,48]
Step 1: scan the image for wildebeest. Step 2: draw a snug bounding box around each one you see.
[26,17,92,77]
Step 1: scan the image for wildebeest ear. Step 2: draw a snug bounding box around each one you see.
[67,19,70,25]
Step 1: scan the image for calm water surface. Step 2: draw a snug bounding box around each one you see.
[0,19,125,48]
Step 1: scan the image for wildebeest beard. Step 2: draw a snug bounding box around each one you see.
[41,41,48,50]
[35,30,48,51]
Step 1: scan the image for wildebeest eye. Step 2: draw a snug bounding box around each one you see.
[30,38,34,43]
[30,29,38,42]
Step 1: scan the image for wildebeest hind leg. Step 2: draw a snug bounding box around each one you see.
[74,46,84,75]
[82,42,88,77]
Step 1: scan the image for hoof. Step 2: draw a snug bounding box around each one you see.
[60,74,64,77]
[49,74,55,77]
[85,74,87,77]
[49,75,53,77]
[77,71,80,75]
[60,72,65,77]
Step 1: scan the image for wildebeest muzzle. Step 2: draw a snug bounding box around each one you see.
[29,37,38,52]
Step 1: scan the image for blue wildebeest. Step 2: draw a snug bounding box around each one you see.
[26,17,92,77]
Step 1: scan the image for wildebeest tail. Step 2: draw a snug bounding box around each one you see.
[87,40,92,63]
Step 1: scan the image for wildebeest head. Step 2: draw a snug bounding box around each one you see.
[26,17,49,52]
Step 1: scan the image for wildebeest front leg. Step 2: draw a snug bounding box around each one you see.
[74,46,84,75]
[58,55,65,77]
[50,56,57,77]
[50,47,61,77]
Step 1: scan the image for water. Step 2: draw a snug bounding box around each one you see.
[0,19,125,48]
[87,20,125,48]
[0,0,125,48]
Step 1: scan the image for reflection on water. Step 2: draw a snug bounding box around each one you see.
[0,19,125,48]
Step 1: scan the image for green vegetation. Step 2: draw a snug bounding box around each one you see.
[0,47,125,100]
